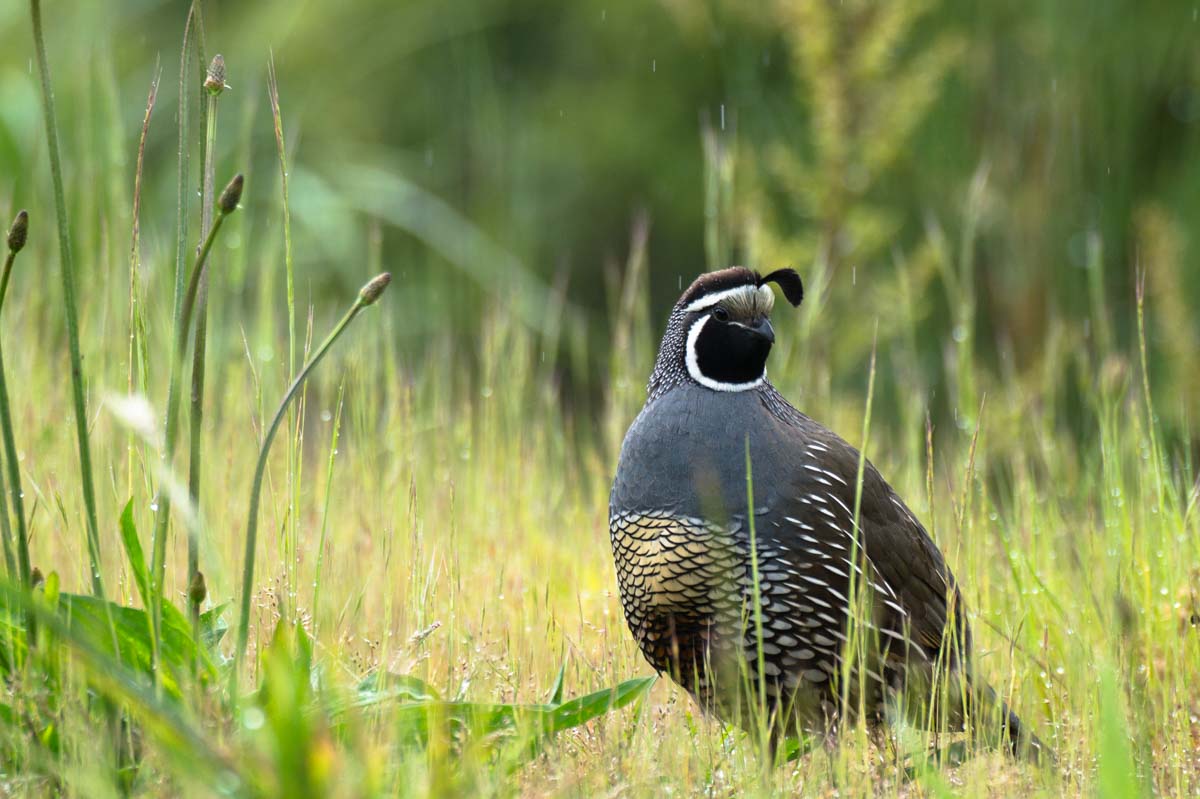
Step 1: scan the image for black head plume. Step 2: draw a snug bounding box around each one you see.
[757,268,804,307]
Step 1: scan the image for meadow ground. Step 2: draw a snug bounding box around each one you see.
[1,2,1199,797]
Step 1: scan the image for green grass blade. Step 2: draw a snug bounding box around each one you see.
[1097,667,1144,799]
[118,499,151,610]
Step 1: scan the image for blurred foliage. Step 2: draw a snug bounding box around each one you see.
[0,0,1197,435]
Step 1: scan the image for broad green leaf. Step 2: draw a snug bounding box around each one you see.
[294,621,313,677]
[0,581,233,787]
[42,571,60,609]
[250,618,329,799]
[355,671,440,702]
[0,593,219,699]
[541,676,655,733]
[199,603,229,653]
[391,676,655,750]
[546,659,566,706]
[1098,667,1143,799]
[118,499,151,609]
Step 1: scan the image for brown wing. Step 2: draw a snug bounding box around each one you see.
[764,428,969,670]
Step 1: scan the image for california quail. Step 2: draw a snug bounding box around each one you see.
[609,267,1047,760]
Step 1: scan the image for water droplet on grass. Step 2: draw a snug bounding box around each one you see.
[216,770,242,795]
[242,707,265,730]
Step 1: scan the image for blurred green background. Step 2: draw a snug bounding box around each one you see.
[0,0,1197,437]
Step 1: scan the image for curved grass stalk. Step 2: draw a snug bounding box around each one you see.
[232,273,391,696]
[30,0,105,598]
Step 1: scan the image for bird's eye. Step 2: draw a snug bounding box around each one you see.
[712,307,730,322]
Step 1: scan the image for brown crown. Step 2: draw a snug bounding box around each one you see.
[676,266,804,309]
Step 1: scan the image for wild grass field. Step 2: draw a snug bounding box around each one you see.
[1,1,1199,796]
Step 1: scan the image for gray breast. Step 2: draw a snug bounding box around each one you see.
[610,384,796,521]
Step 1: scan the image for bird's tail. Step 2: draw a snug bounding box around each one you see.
[973,681,1054,766]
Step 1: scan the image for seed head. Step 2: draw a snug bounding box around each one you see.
[218,173,244,215]
[358,272,391,306]
[30,567,44,588]
[6,210,28,254]
[204,54,227,95]
[188,570,208,608]
[1099,354,1129,398]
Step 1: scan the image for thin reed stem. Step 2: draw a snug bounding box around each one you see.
[30,0,105,598]
[188,53,225,609]
[267,55,296,411]
[163,9,196,653]
[128,69,160,501]
[233,273,391,696]
[838,321,878,771]
[311,379,346,636]
[0,425,12,578]
[742,439,768,755]
[0,224,28,586]
[149,177,241,664]
[1135,271,1165,513]
[268,56,301,621]
[0,347,28,589]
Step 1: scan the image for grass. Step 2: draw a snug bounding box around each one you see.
[1,4,1199,798]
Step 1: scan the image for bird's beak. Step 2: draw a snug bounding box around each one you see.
[746,317,775,345]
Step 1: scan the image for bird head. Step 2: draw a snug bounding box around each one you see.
[648,267,804,396]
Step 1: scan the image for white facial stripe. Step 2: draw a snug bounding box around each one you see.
[682,283,776,317]
[681,285,757,314]
[684,315,767,393]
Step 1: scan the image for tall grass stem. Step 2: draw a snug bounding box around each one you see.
[837,323,878,774]
[187,53,225,604]
[311,379,345,635]
[742,438,768,757]
[128,70,160,500]
[164,8,196,647]
[149,181,239,667]
[1135,272,1165,513]
[29,0,106,598]
[0,230,29,587]
[267,57,300,619]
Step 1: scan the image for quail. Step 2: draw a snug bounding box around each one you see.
[609,266,1047,760]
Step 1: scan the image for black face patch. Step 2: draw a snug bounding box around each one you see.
[693,316,772,385]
